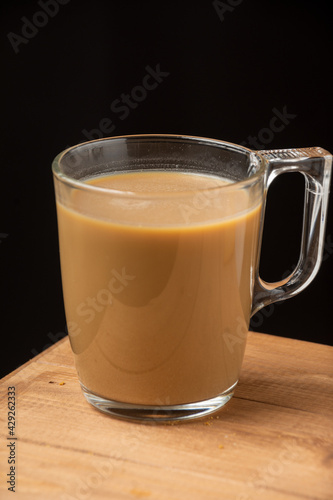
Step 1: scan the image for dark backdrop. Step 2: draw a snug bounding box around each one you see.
[1,0,332,378]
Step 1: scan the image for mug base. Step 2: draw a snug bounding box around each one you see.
[80,382,237,423]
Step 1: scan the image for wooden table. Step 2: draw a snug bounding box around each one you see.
[1,332,332,500]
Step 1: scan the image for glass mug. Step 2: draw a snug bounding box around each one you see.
[52,135,332,422]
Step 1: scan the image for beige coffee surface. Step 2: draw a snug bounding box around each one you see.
[56,171,262,405]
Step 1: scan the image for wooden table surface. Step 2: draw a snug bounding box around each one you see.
[1,331,332,500]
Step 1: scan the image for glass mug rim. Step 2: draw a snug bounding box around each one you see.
[52,134,266,198]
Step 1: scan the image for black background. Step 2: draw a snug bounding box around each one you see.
[1,0,332,378]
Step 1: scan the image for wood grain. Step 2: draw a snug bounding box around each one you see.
[1,332,332,500]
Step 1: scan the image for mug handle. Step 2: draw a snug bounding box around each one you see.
[251,147,332,316]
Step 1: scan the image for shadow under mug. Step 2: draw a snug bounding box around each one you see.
[52,135,332,422]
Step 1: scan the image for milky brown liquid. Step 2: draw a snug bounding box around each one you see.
[56,171,262,405]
